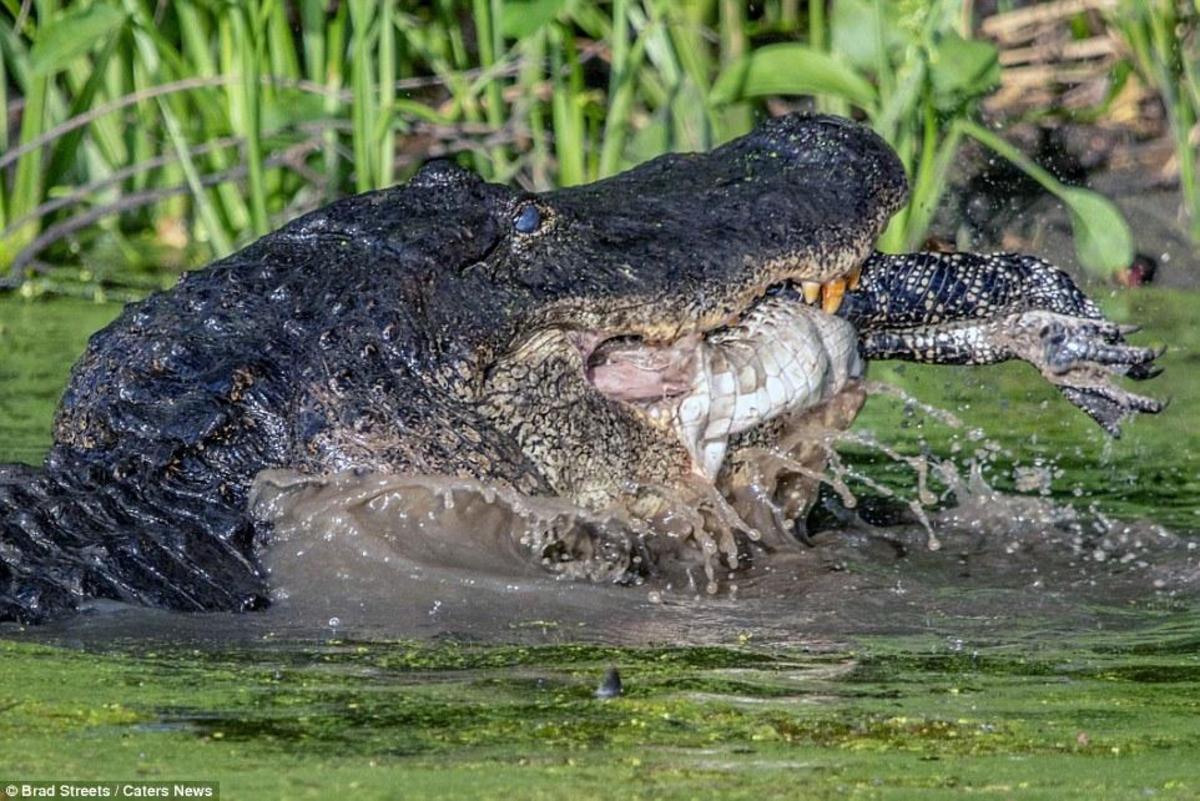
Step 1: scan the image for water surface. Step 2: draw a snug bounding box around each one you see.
[0,291,1197,799]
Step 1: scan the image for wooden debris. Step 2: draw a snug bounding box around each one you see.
[979,0,1153,128]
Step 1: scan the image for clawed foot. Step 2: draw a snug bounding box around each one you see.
[1007,311,1165,436]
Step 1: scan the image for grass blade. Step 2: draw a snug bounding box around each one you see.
[156,95,233,257]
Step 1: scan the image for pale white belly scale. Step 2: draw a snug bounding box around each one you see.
[590,297,862,478]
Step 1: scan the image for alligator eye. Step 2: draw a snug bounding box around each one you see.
[513,203,542,234]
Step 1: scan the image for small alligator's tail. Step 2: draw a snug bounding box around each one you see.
[0,453,268,624]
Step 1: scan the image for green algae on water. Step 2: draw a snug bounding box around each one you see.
[1,635,1198,800]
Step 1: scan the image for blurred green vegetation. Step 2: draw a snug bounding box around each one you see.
[0,0,1190,296]
[1110,0,1200,244]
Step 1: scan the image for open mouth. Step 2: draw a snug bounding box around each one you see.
[575,270,865,479]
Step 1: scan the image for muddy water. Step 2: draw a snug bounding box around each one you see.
[241,455,1195,645]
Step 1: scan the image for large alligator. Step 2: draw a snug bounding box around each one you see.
[0,114,1162,624]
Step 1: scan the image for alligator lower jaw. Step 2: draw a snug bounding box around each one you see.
[577,277,863,480]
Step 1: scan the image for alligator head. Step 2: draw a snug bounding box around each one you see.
[265,114,909,514]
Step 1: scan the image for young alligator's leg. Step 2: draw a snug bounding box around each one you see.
[838,251,1164,435]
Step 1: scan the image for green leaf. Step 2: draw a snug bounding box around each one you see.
[958,119,1134,278]
[929,32,1000,111]
[501,0,570,39]
[830,0,903,73]
[711,44,877,110]
[29,4,127,76]
[626,116,670,167]
[260,90,329,134]
[1060,188,1134,277]
[43,34,121,191]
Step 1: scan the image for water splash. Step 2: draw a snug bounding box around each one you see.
[233,382,1196,642]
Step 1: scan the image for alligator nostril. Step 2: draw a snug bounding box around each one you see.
[514,203,542,234]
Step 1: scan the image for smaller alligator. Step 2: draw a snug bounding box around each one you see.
[0,114,1163,624]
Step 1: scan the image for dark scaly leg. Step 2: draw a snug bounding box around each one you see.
[839,252,1165,436]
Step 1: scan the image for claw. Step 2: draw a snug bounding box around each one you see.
[1059,386,1126,437]
[1126,364,1164,381]
[1041,317,1164,376]
[1011,310,1167,435]
[1057,382,1165,438]
[1089,343,1161,367]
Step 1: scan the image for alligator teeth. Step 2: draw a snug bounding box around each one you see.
[801,281,821,304]
[800,276,851,312]
[847,264,862,290]
[821,278,846,314]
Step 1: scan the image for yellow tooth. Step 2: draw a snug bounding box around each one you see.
[847,264,862,290]
[801,281,821,304]
[821,278,846,314]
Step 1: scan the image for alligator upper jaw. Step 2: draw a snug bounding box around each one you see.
[571,267,861,368]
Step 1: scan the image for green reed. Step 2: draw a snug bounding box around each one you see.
[0,0,1170,293]
[1110,0,1200,245]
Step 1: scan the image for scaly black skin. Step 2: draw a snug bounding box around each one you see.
[0,114,1162,624]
